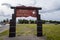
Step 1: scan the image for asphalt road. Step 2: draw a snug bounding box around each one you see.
[0,24,9,33]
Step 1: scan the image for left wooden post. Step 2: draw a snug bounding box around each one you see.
[9,8,16,37]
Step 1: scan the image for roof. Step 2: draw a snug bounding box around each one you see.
[11,6,42,10]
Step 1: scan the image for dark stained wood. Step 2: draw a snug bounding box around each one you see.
[11,6,42,10]
[9,19,16,37]
[9,10,16,37]
[36,10,42,37]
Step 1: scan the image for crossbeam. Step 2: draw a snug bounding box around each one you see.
[11,7,42,10]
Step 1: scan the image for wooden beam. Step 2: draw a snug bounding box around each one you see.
[11,7,42,10]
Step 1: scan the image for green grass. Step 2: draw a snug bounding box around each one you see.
[43,24,60,40]
[0,24,60,40]
[16,24,37,36]
[0,30,9,36]
[0,30,9,40]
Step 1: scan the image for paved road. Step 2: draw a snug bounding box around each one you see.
[0,24,9,33]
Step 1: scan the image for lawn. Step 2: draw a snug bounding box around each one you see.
[43,24,60,40]
[0,24,60,40]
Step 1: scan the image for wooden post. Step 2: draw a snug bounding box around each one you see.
[9,19,16,37]
[9,9,16,37]
[36,10,42,37]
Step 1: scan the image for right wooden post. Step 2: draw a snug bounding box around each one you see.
[36,10,42,37]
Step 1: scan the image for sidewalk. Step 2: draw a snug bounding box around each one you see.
[3,36,46,40]
[0,24,9,33]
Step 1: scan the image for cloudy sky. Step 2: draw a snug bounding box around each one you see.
[0,0,60,21]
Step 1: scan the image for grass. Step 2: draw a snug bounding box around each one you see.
[16,24,37,36]
[0,24,60,40]
[0,30,9,40]
[43,24,60,40]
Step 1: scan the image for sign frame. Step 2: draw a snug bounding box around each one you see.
[9,6,42,37]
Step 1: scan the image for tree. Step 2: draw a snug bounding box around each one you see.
[2,19,6,25]
[18,19,23,24]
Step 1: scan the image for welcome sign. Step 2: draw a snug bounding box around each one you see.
[15,6,37,17]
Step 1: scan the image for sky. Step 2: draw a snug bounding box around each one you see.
[0,0,60,21]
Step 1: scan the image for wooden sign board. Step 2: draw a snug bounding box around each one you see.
[16,9,37,17]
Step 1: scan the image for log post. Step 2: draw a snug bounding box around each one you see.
[36,10,42,37]
[9,8,16,37]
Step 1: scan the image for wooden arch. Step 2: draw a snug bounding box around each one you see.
[9,6,42,37]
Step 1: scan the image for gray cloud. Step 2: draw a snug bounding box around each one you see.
[40,8,60,13]
[40,0,60,13]
[0,9,11,17]
[2,3,12,8]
